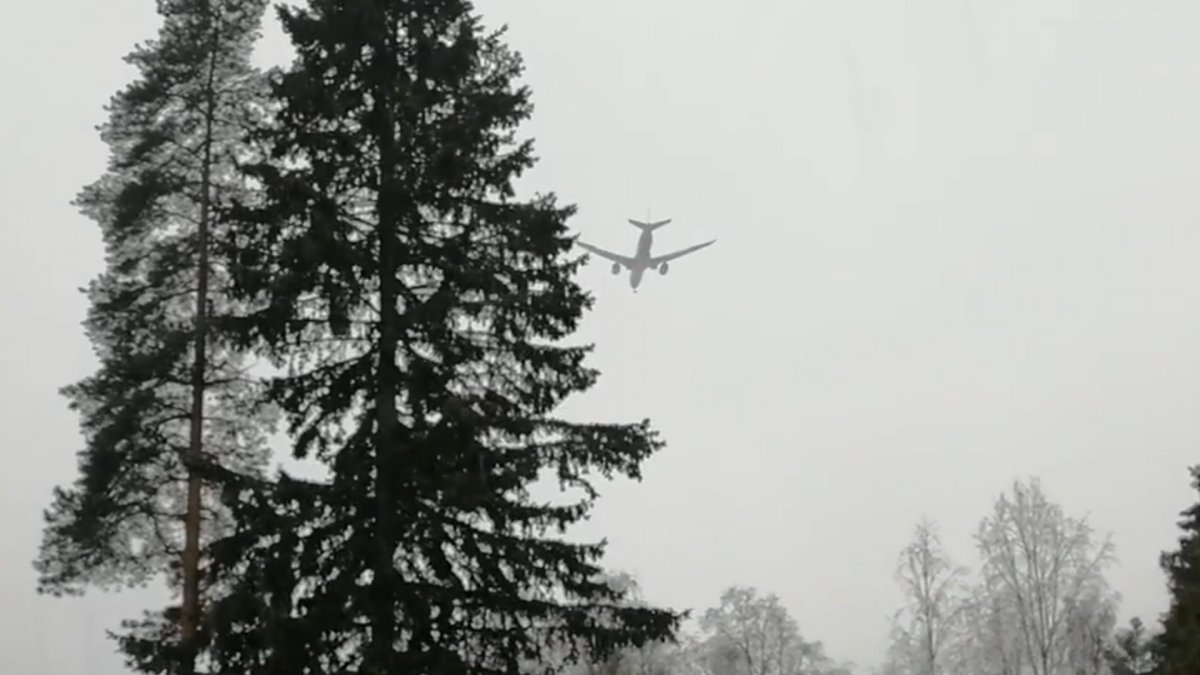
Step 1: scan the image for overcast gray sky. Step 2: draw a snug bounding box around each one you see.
[4,0,1200,672]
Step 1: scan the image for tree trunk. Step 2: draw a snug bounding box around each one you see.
[369,26,402,674]
[180,17,221,675]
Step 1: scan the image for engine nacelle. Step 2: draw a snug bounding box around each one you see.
[611,262,621,275]
[659,262,669,275]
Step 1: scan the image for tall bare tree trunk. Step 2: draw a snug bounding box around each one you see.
[180,17,221,674]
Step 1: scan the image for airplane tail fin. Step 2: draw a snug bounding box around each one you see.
[628,218,671,232]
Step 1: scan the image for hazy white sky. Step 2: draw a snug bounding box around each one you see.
[4,0,1200,672]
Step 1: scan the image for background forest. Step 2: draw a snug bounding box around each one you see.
[550,474,1197,675]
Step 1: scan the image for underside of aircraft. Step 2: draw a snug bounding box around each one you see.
[576,217,714,289]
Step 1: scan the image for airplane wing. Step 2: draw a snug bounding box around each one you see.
[649,239,715,266]
[576,240,637,268]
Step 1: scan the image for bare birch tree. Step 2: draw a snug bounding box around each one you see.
[889,518,969,675]
[696,586,837,675]
[1063,584,1119,675]
[974,478,1118,675]
[959,582,1028,675]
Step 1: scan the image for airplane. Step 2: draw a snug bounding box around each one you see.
[576,218,715,291]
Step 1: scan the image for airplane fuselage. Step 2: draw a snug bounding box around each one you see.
[628,229,655,289]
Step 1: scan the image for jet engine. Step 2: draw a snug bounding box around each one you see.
[611,262,621,275]
[659,262,669,275]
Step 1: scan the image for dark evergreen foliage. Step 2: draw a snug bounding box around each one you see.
[34,1,273,672]
[1151,466,1200,675]
[203,0,682,672]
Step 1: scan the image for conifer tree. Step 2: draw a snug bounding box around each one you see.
[1151,466,1200,674]
[204,0,682,672]
[35,1,273,672]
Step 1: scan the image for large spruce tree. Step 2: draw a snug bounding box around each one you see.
[1151,466,1200,674]
[35,1,273,673]
[202,0,681,672]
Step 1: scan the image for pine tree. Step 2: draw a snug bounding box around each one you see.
[1151,466,1200,674]
[202,0,682,672]
[35,1,273,673]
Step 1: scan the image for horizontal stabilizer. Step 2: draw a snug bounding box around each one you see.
[628,218,671,231]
